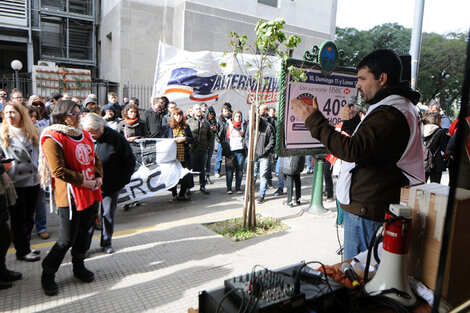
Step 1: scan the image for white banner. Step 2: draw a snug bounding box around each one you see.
[117,138,190,204]
[152,41,282,112]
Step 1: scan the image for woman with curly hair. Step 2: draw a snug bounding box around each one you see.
[118,104,147,143]
[0,101,40,262]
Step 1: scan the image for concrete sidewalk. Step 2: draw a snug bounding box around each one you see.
[3,173,344,312]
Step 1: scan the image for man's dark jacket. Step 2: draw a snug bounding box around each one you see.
[94,127,136,194]
[142,108,168,138]
[246,117,275,160]
[304,83,421,220]
[216,114,229,143]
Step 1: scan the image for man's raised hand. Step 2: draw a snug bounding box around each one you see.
[290,97,318,121]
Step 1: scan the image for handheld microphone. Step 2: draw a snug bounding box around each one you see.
[340,262,361,289]
[348,95,358,107]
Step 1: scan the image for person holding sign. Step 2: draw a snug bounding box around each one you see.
[291,49,425,260]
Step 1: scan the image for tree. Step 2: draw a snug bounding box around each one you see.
[223,18,304,228]
[335,23,467,116]
[335,23,411,67]
[417,32,467,116]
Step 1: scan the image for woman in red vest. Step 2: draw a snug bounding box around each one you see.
[39,100,103,296]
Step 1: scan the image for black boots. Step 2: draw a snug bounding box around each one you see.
[0,262,22,290]
[0,280,12,290]
[40,261,94,296]
[41,273,58,296]
[73,260,94,283]
[0,269,22,282]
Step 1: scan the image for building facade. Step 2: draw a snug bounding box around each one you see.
[99,0,338,107]
[0,0,96,95]
[1,0,337,105]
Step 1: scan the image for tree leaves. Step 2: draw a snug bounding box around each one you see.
[335,23,467,116]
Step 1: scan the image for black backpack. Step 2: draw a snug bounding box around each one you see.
[423,130,440,173]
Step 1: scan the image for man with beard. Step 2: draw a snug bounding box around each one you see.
[187,103,214,194]
[291,49,425,260]
[142,97,168,138]
[214,104,231,178]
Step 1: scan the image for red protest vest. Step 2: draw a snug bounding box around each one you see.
[42,129,102,211]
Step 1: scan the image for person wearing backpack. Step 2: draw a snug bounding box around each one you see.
[422,112,450,183]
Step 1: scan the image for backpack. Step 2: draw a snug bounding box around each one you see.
[423,130,440,173]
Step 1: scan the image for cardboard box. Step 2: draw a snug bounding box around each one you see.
[400,184,470,306]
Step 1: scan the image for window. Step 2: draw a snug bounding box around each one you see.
[258,0,278,8]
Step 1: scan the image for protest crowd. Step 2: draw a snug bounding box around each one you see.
[0,85,457,295]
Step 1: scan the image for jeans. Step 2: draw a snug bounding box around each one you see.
[214,142,223,175]
[100,192,120,247]
[285,173,301,202]
[43,202,98,275]
[275,157,281,176]
[306,155,313,171]
[9,185,39,257]
[225,150,246,191]
[191,150,208,188]
[276,157,284,190]
[35,189,48,235]
[257,157,270,197]
[343,210,382,260]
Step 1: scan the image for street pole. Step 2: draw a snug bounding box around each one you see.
[305,155,327,214]
[410,0,425,90]
[15,70,20,90]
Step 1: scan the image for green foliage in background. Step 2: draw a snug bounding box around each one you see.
[335,23,467,116]
[224,18,306,84]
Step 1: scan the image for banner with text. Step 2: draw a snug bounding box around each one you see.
[152,42,281,112]
[117,139,190,205]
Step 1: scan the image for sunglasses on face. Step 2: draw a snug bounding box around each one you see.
[67,112,81,117]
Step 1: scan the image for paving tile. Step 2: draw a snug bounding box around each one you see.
[3,173,357,312]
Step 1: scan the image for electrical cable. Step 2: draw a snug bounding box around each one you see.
[293,261,350,311]
[215,287,244,313]
[363,224,382,283]
[352,294,412,313]
[239,265,268,313]
[335,200,344,262]
[364,214,405,283]
[373,233,384,264]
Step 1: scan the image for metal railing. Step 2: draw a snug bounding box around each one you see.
[123,84,153,109]
[0,75,153,110]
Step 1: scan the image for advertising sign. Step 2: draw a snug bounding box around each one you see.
[284,69,358,149]
[276,41,358,157]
